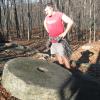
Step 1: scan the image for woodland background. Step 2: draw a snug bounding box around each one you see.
[0,0,100,43]
[0,1,100,99]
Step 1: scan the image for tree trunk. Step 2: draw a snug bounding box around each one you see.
[27,0,32,40]
[13,0,20,38]
[6,0,10,40]
[89,0,92,43]
[0,6,1,26]
[93,1,96,42]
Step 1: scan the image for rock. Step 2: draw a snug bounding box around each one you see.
[2,57,72,100]
[32,52,49,60]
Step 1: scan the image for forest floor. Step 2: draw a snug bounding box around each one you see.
[0,36,48,100]
[0,36,100,100]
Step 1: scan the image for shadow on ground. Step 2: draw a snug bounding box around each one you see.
[59,51,100,100]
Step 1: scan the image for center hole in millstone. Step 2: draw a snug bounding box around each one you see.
[37,67,48,72]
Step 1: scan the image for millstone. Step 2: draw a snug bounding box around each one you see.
[2,57,72,100]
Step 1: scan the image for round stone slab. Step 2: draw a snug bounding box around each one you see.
[2,57,72,100]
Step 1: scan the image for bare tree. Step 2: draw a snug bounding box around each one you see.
[13,0,20,38]
[27,0,32,40]
[6,0,11,40]
[0,3,1,27]
[93,0,96,42]
[89,0,92,43]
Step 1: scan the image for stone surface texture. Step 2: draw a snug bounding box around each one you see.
[2,57,71,100]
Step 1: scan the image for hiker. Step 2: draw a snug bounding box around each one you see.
[44,2,73,69]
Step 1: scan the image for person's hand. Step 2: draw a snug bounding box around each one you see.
[59,32,66,38]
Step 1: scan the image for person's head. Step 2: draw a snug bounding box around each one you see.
[44,3,55,16]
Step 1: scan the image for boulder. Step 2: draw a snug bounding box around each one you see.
[2,57,72,100]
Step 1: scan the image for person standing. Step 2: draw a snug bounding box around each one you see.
[44,3,73,69]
